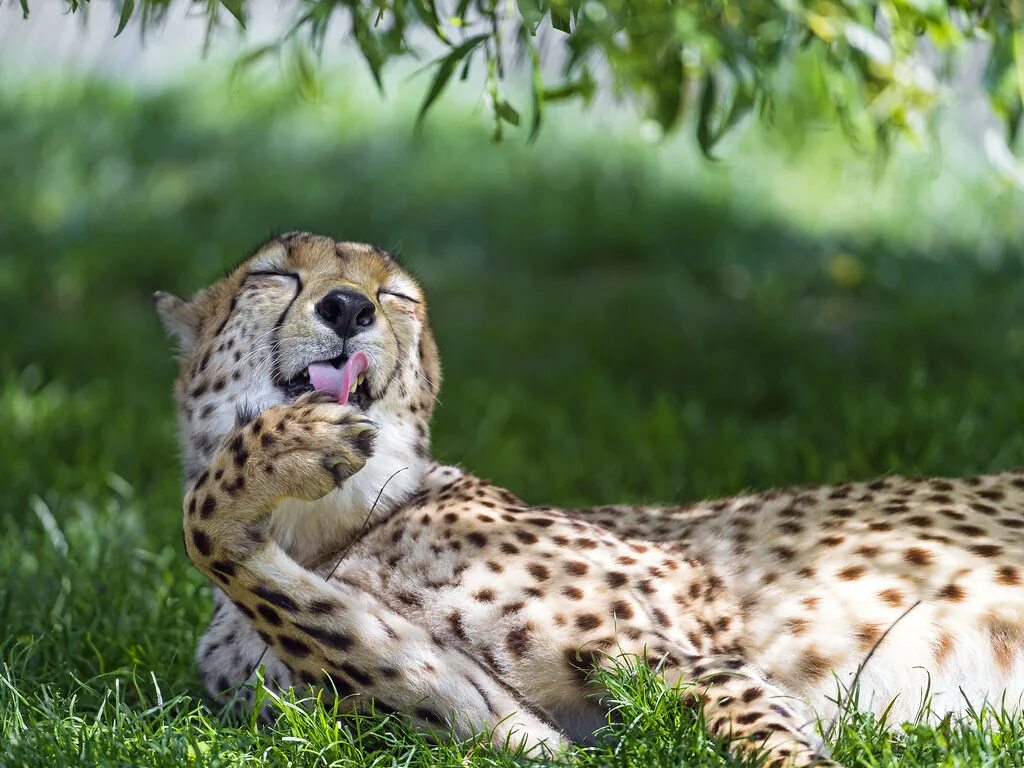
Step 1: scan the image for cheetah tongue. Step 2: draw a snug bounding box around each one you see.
[307,351,369,405]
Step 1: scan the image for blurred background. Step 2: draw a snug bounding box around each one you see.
[4,2,1024,763]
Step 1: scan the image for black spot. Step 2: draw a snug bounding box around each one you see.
[277,635,311,656]
[414,706,446,727]
[515,530,538,545]
[340,662,373,686]
[353,430,375,457]
[606,571,628,588]
[294,622,353,651]
[527,563,550,581]
[324,673,356,698]
[252,586,299,612]
[213,295,239,337]
[703,673,733,686]
[507,625,532,657]
[564,648,602,685]
[211,559,237,577]
[192,529,212,556]
[200,497,217,518]
[307,599,336,614]
[258,605,282,626]
[448,611,468,641]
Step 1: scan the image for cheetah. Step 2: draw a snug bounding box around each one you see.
[157,232,1024,767]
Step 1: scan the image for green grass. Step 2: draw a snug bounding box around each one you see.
[4,74,1024,765]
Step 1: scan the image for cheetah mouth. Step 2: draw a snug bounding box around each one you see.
[280,352,371,409]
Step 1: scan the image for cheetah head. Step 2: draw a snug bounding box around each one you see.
[155,232,440,560]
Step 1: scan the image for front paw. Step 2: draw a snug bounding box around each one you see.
[252,392,377,502]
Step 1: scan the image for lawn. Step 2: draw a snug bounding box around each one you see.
[4,76,1024,766]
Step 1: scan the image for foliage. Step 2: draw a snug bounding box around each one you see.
[18,0,1024,152]
[5,78,1024,765]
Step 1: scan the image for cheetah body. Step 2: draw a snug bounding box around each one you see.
[202,463,1024,735]
[159,234,1024,766]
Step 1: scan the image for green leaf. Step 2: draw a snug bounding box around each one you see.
[350,7,385,92]
[229,43,279,86]
[495,99,521,126]
[542,72,595,103]
[291,44,322,101]
[408,0,449,44]
[219,0,246,29]
[415,34,487,130]
[516,0,544,32]
[696,73,718,159]
[651,46,685,132]
[114,0,134,37]
[524,31,544,142]
[453,0,472,25]
[550,2,571,33]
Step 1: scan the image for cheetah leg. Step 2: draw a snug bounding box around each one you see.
[683,655,838,767]
[577,646,836,767]
[182,392,566,755]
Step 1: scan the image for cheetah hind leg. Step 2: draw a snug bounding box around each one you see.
[684,655,838,767]
[577,646,839,767]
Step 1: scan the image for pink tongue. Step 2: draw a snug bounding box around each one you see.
[307,351,369,404]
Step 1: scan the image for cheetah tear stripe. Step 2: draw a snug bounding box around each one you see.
[308,351,368,405]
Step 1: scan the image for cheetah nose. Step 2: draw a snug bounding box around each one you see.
[315,289,375,338]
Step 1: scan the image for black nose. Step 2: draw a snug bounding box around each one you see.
[315,289,375,338]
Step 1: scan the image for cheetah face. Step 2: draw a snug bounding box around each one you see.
[244,236,426,413]
[155,233,441,557]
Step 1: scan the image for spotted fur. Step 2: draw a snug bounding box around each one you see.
[160,233,1024,766]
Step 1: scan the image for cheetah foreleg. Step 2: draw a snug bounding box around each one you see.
[182,392,566,754]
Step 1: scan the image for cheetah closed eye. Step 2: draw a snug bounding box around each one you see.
[158,232,1024,767]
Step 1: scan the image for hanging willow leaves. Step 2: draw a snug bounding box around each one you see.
[415,34,488,129]
[24,0,1024,157]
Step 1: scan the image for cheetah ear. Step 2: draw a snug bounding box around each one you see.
[153,290,199,348]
